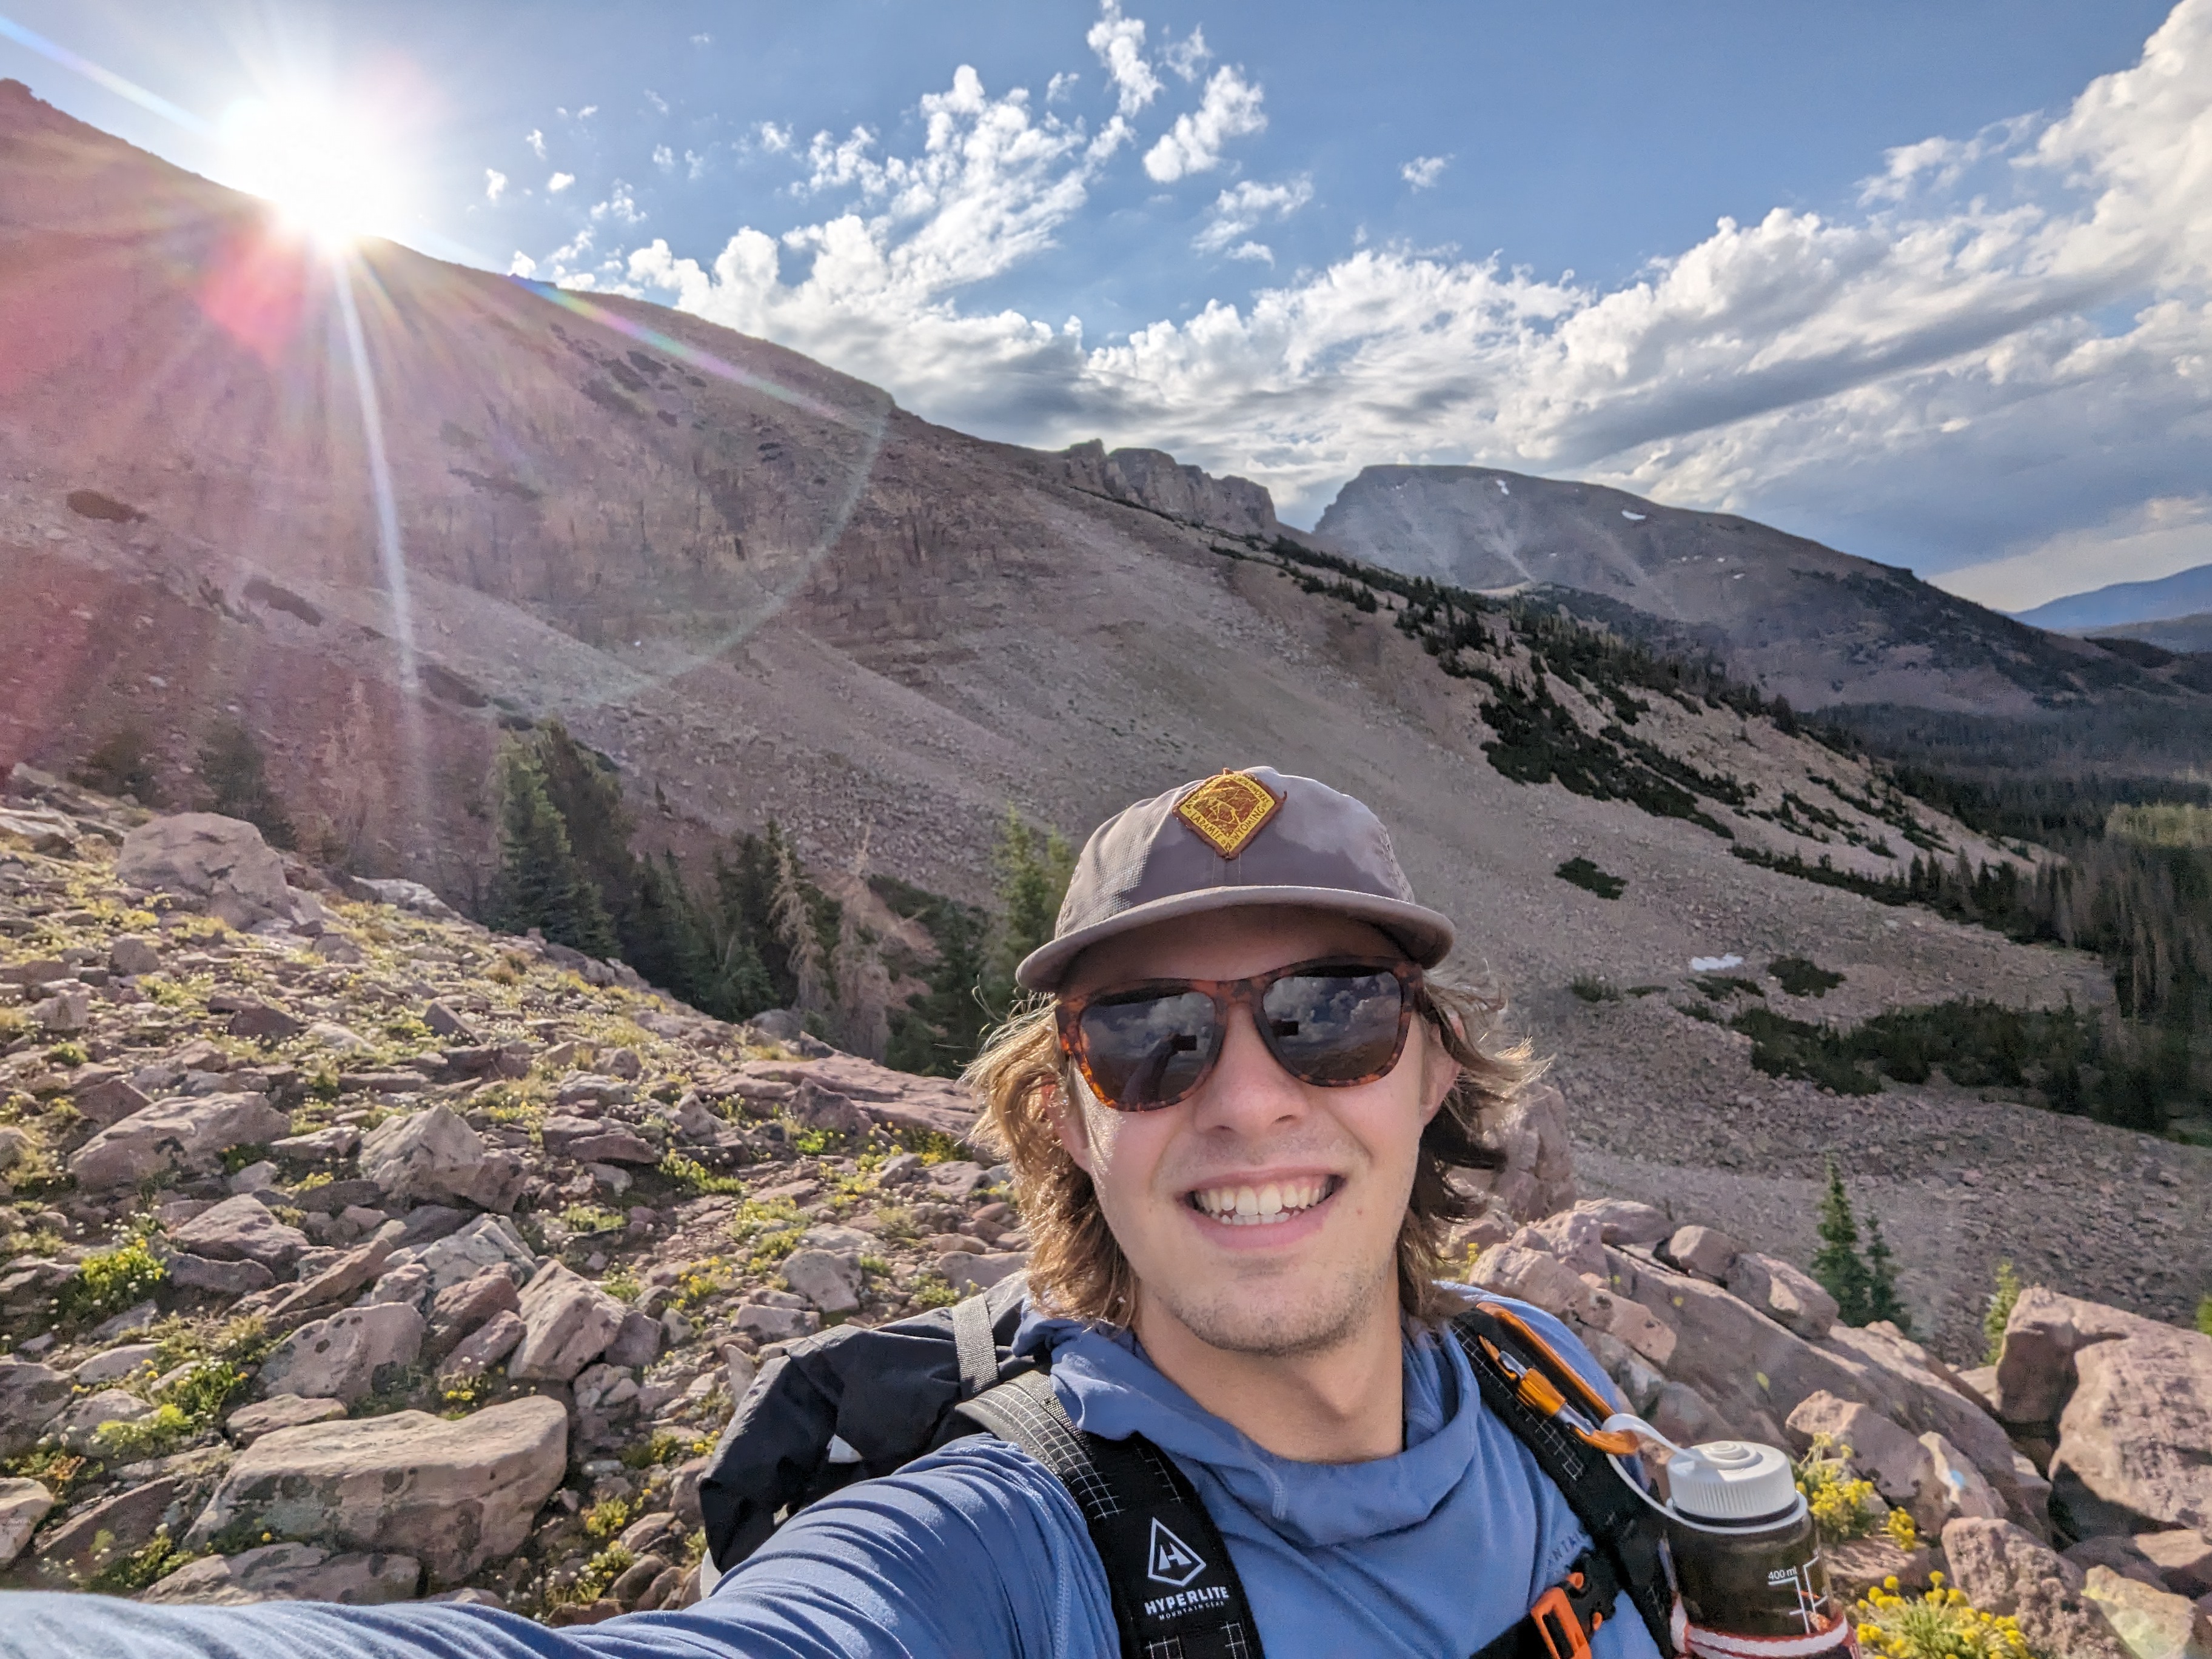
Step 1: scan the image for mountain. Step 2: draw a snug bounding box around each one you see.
[1311,464,2208,719]
[2090,611,2212,655]
[2011,562,2212,633]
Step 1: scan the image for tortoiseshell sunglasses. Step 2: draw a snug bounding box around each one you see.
[1056,956,1424,1111]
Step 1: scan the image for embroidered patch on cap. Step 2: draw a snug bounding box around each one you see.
[1174,770,1284,859]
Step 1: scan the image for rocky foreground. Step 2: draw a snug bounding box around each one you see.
[0,776,2205,1654]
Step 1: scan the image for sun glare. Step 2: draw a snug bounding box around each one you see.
[220,96,404,250]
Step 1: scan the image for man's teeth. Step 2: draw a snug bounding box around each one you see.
[1190,1177,1330,1225]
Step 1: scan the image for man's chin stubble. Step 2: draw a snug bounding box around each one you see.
[1148,1253,1389,1359]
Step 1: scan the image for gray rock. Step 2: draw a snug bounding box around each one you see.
[2136,1530,2212,1599]
[143,1541,424,1605]
[789,1079,870,1136]
[0,1479,53,1566]
[2080,1566,2212,1659]
[227,1393,349,1444]
[69,1092,292,1189]
[1943,1518,2133,1659]
[118,813,292,928]
[72,1341,159,1386]
[271,1124,361,1161]
[1572,1198,1674,1248]
[734,1302,819,1341]
[438,1310,525,1380]
[1785,1392,1935,1511]
[424,1269,524,1364]
[605,1309,662,1370]
[109,934,162,977]
[1665,1224,1740,1281]
[170,1193,310,1272]
[258,1303,425,1406]
[1921,1430,2006,1529]
[1724,1252,1840,1341]
[1522,1208,1605,1276]
[34,1476,181,1578]
[72,1073,150,1127]
[940,1252,1027,1295]
[184,1396,568,1585]
[509,1262,625,1381]
[2053,1328,2212,1538]
[352,877,455,919]
[782,1248,862,1314]
[359,1104,488,1206]
[32,988,90,1033]
[56,1386,155,1452]
[1993,1286,2169,1427]
[366,1262,434,1312]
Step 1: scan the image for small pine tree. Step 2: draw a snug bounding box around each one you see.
[1862,1216,1911,1335]
[196,719,296,848]
[532,722,637,926]
[1811,1158,1877,1326]
[980,807,1076,1013]
[831,834,893,1061]
[72,724,161,805]
[1983,1260,2023,1365]
[490,742,616,956]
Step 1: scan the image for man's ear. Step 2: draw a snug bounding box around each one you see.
[1045,1078,1098,1175]
[1418,1024,1461,1127]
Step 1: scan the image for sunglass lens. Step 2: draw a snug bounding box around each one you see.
[1078,990,1219,1109]
[1260,970,1406,1084]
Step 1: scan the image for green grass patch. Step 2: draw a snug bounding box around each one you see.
[659,1151,747,1196]
[59,1236,167,1323]
[1570,976,1620,1004]
[1695,975,1765,1001]
[1555,856,1625,900]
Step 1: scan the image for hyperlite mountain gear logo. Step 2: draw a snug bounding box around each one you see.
[1146,1517,1207,1587]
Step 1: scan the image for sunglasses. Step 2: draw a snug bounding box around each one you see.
[1056,956,1425,1112]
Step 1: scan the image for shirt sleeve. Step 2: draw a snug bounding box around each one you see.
[0,1441,1113,1659]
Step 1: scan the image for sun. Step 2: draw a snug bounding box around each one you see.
[220,95,405,251]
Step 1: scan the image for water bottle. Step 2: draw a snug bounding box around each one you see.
[1663,1441,1858,1659]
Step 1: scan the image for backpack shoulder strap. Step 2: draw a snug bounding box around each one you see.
[959,1368,1266,1659]
[1450,1302,1681,1657]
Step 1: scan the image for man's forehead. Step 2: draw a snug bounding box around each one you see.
[1062,907,1402,990]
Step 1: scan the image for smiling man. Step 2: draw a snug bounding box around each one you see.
[2,768,1666,1659]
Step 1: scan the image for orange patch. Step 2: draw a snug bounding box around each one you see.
[1174,771,1284,859]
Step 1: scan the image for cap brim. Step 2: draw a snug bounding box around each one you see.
[1015,885,1456,993]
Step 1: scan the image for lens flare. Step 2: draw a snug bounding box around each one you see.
[220,95,403,249]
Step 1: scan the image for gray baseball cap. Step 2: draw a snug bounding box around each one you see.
[1014,766,1455,992]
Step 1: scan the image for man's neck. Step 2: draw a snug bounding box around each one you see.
[1131,1289,1407,1464]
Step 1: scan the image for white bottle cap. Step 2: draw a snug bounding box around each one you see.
[1666,1440,1800,1523]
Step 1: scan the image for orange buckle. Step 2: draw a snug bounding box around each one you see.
[1532,1586,1595,1659]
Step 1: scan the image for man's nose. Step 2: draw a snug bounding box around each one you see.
[1190,1002,1306,1134]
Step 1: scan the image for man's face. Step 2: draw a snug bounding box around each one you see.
[1052,906,1457,1359]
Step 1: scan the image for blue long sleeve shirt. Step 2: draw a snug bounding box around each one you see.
[0,1295,1665,1659]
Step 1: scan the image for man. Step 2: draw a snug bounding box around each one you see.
[4,768,1661,1659]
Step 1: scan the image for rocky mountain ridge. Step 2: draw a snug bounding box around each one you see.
[2014,563,2212,635]
[0,786,2203,1652]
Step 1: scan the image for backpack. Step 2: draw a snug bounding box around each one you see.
[697,1278,1683,1659]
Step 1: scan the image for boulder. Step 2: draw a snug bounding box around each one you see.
[1665,1225,1740,1282]
[109,934,162,977]
[1,1356,79,1455]
[2080,1566,2212,1659]
[169,1252,276,1295]
[509,1262,625,1381]
[1920,1430,2006,1529]
[359,1105,488,1206]
[437,1310,525,1381]
[1573,1198,1673,1248]
[34,1476,181,1578]
[69,1092,292,1189]
[1784,1392,1934,1512]
[2053,1328,2212,1539]
[227,1001,304,1042]
[404,1215,535,1296]
[72,1073,150,1127]
[734,1302,819,1342]
[142,1541,423,1606]
[789,1079,870,1137]
[1994,1287,2169,1427]
[272,1239,395,1319]
[1942,1517,2133,1659]
[258,1304,425,1406]
[1825,1536,1935,1599]
[1724,1253,1839,1341]
[1470,1244,1597,1320]
[170,1193,310,1272]
[73,1341,159,1386]
[0,1478,53,1567]
[563,1129,659,1166]
[1466,1081,1577,1221]
[117,813,292,928]
[32,987,90,1033]
[227,1395,349,1444]
[2137,1530,2212,1600]
[56,1387,155,1452]
[782,1248,862,1314]
[605,1310,662,1370]
[423,1266,524,1364]
[183,1396,567,1586]
[1523,1208,1606,1276]
[940,1252,1027,1295]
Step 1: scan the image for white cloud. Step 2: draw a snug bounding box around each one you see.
[691,32,711,45]
[485,168,507,203]
[525,128,545,160]
[1087,1,1160,117]
[1163,27,1212,82]
[686,149,711,181]
[509,252,536,278]
[646,89,669,115]
[1047,72,1079,104]
[755,121,794,155]
[548,172,575,194]
[654,144,674,171]
[1144,65,1266,183]
[1402,153,1449,190]
[578,106,598,119]
[592,181,644,226]
[1195,175,1313,261]
[603,0,2212,572]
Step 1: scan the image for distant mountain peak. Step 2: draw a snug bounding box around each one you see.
[2010,562,2212,634]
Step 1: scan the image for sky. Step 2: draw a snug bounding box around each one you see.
[5,1,2211,612]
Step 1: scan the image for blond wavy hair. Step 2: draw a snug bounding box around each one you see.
[962,974,1541,1328]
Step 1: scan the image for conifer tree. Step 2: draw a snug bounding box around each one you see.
[980,807,1076,1013]
[831,833,893,1061]
[771,841,832,1023]
[490,741,616,956]
[1811,1158,1877,1326]
[196,719,295,848]
[1862,1216,1911,1333]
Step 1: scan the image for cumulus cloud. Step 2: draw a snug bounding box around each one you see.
[592,181,644,226]
[1144,65,1266,182]
[1402,153,1449,189]
[755,121,793,155]
[1087,1,1160,116]
[654,144,674,171]
[573,0,2212,573]
[525,128,545,160]
[1195,176,1313,261]
[1163,27,1212,82]
[548,171,574,193]
[485,168,507,203]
